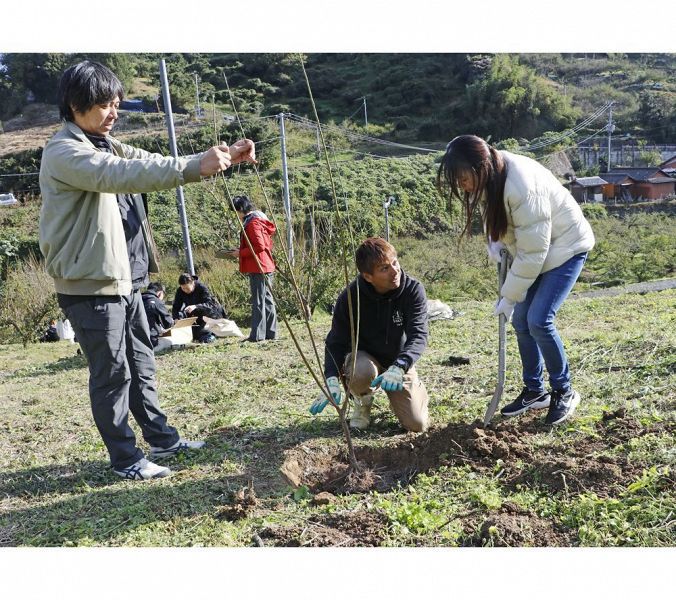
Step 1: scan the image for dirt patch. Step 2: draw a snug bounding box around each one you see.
[442,355,471,366]
[463,502,574,547]
[281,419,537,494]
[216,485,259,521]
[257,510,389,547]
[281,412,668,497]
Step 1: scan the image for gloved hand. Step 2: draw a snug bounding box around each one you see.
[487,239,507,263]
[371,365,404,392]
[309,376,342,415]
[494,297,516,321]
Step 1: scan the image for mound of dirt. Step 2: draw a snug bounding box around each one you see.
[257,510,388,547]
[280,412,667,498]
[464,502,574,547]
[216,485,259,521]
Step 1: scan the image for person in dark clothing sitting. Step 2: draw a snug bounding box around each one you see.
[171,273,225,343]
[142,283,174,355]
[40,319,60,343]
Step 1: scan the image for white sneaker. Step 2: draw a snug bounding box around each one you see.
[149,438,206,459]
[349,394,374,429]
[114,458,171,480]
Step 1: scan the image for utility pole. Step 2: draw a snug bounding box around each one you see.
[315,124,321,161]
[383,196,394,241]
[159,59,195,275]
[194,73,201,120]
[212,94,218,145]
[278,113,294,264]
[362,96,368,128]
[607,102,614,170]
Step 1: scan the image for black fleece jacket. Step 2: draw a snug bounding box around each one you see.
[324,270,428,378]
[142,290,174,345]
[171,279,225,320]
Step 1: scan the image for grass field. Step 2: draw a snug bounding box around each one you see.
[0,287,674,548]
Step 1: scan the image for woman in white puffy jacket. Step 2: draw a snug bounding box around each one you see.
[437,135,595,425]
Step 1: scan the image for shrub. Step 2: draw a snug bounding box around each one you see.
[581,203,608,220]
[0,254,60,347]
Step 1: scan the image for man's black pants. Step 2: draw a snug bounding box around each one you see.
[59,291,179,469]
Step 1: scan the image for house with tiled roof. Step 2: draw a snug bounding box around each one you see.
[659,155,676,178]
[603,167,675,200]
[568,176,607,203]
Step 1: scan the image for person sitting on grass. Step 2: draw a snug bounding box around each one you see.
[142,282,174,355]
[309,237,429,432]
[171,273,226,344]
[39,319,60,343]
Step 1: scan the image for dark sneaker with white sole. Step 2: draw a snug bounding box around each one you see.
[545,388,581,425]
[501,387,551,417]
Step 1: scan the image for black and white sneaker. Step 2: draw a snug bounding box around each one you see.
[149,439,206,460]
[500,387,551,417]
[114,458,171,480]
[545,388,581,425]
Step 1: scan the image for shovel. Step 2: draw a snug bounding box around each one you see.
[484,248,512,426]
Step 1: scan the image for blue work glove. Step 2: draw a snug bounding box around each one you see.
[371,365,404,392]
[309,376,342,415]
[494,297,516,321]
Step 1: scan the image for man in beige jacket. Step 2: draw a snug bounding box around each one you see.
[39,60,256,480]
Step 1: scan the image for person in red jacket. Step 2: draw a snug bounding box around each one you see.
[229,196,278,342]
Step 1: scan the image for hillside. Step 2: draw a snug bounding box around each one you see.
[1,53,674,152]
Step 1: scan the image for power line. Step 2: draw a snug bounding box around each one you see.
[521,102,612,152]
[285,113,441,153]
[534,124,611,161]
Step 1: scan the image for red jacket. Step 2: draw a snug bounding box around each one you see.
[239,212,276,274]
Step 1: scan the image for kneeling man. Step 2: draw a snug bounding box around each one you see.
[310,237,429,432]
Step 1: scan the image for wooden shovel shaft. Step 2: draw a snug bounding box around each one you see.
[484,250,511,426]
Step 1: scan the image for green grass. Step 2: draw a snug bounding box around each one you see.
[1,287,674,547]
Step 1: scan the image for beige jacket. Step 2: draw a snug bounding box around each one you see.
[498,151,595,303]
[39,122,202,295]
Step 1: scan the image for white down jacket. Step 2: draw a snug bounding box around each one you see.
[497,151,595,303]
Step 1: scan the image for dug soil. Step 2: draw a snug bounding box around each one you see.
[269,409,668,546]
[281,409,665,498]
[257,510,389,547]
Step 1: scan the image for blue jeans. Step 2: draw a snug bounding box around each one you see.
[511,253,587,393]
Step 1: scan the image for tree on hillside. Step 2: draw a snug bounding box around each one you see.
[0,53,70,119]
[0,53,141,121]
[463,55,577,140]
[636,91,676,144]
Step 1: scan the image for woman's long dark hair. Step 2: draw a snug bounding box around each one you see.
[436,135,508,242]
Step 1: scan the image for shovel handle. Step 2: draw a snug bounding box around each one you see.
[483,249,511,426]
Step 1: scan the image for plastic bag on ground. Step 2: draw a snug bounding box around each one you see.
[203,316,245,338]
[56,319,75,342]
[426,299,461,321]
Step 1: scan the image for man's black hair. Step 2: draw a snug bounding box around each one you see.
[147,282,165,294]
[58,60,125,122]
[232,195,254,213]
[178,273,195,285]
